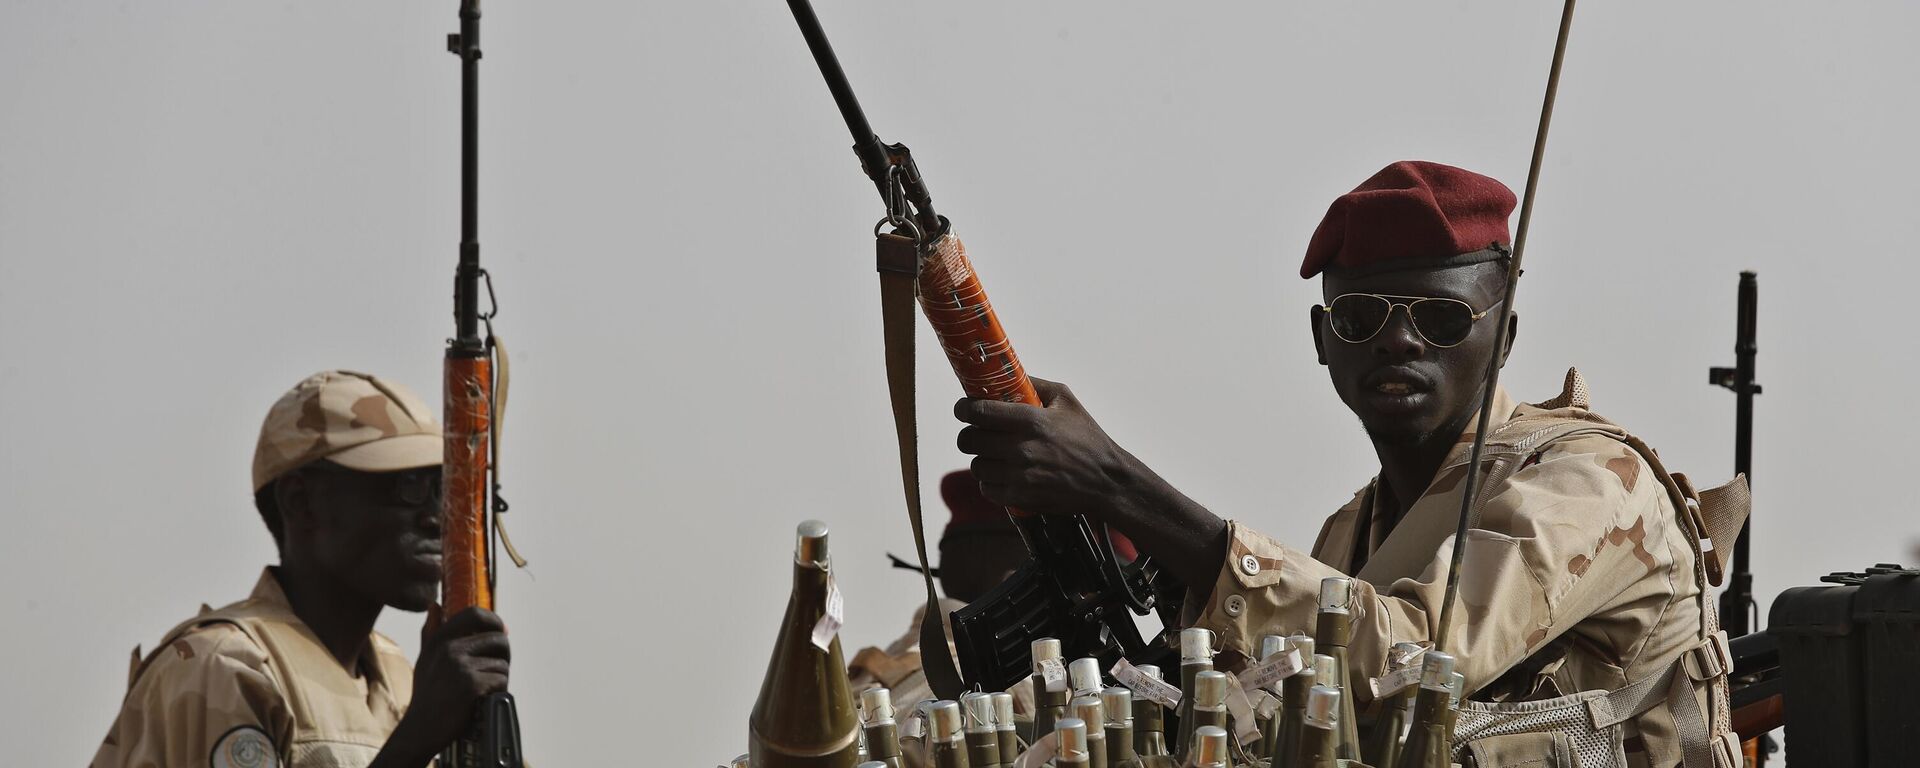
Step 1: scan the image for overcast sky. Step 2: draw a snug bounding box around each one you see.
[4,2,1916,765]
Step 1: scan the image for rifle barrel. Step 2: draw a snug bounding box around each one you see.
[784,0,891,190]
[1721,271,1759,637]
[453,0,483,349]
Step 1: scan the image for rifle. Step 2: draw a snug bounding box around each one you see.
[1710,276,1770,764]
[1710,272,1760,637]
[782,0,1174,698]
[441,1,525,765]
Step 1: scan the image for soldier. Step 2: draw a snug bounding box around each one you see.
[953,162,1737,767]
[92,370,511,768]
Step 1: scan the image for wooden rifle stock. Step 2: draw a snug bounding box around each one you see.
[443,354,494,615]
[1732,694,1784,741]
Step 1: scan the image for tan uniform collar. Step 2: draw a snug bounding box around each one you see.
[1344,369,1593,574]
[250,567,299,613]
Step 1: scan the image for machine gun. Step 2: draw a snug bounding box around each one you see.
[1710,271,1761,638]
[782,0,1176,697]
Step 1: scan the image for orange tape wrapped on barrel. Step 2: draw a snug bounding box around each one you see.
[442,355,493,614]
[917,233,1040,518]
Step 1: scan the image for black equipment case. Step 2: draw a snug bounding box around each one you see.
[1768,564,1920,767]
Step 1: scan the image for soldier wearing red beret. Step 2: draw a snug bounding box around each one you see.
[955,161,1741,767]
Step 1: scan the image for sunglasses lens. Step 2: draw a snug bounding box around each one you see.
[1328,294,1392,342]
[1411,299,1477,346]
[397,472,439,506]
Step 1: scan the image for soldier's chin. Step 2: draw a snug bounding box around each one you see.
[388,582,440,613]
[1361,417,1435,448]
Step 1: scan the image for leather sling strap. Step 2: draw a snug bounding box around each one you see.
[877,230,965,701]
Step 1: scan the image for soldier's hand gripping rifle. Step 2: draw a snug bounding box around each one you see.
[783,0,1176,698]
[441,1,525,765]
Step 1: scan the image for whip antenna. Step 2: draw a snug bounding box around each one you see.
[1432,0,1579,655]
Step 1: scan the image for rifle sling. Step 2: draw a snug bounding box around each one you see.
[877,230,966,701]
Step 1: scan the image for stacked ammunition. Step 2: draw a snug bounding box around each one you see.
[1171,628,1215,763]
[737,522,1475,768]
[747,521,860,768]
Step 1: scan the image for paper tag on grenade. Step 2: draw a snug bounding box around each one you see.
[810,576,844,652]
[1251,690,1282,719]
[1110,658,1182,708]
[1370,664,1424,698]
[1037,657,1069,691]
[1238,648,1303,691]
[1011,731,1058,768]
[1222,672,1264,744]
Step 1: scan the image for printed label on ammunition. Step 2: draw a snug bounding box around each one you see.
[1037,657,1069,690]
[1252,690,1282,719]
[1237,648,1303,691]
[811,576,844,651]
[1011,730,1057,768]
[1222,674,1263,743]
[1109,659,1182,708]
[1369,665,1423,698]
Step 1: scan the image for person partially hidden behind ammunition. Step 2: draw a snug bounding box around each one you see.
[92,371,510,768]
[848,469,1134,718]
[952,162,1745,767]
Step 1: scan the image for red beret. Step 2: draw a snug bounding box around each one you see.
[942,470,1013,534]
[1300,161,1516,279]
[940,470,1137,561]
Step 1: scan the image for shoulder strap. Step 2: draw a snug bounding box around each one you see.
[1480,415,1740,768]
[877,230,964,701]
[123,606,267,696]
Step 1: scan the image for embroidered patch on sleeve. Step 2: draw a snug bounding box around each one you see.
[210,725,277,768]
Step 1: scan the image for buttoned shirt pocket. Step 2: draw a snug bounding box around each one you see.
[1465,730,1577,768]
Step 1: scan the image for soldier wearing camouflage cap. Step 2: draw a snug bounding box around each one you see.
[92,371,512,768]
[954,162,1744,767]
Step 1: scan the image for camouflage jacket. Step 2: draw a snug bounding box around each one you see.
[1190,370,1727,768]
[92,568,415,768]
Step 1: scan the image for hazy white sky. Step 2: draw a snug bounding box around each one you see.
[3,2,1916,766]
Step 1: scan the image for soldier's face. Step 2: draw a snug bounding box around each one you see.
[1314,261,1512,447]
[292,462,445,612]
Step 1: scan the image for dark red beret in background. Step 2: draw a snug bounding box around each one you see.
[1300,160,1517,279]
[941,470,1137,561]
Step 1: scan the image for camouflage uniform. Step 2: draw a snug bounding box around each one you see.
[91,569,416,768]
[93,371,444,768]
[1189,370,1736,768]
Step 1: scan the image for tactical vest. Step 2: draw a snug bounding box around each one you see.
[1446,397,1749,768]
[126,596,414,768]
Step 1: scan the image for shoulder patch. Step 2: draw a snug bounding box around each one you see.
[210,725,277,768]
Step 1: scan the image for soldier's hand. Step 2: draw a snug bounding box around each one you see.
[955,377,1138,518]
[956,376,1232,591]
[394,607,510,755]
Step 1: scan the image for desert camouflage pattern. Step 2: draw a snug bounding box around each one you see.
[91,569,415,768]
[1191,369,1727,768]
[252,370,442,491]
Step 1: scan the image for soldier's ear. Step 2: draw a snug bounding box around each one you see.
[1310,306,1329,366]
[275,471,314,536]
[1498,312,1518,368]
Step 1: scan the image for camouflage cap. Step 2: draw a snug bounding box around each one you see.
[251,370,442,490]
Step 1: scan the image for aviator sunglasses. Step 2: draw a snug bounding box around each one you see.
[1319,293,1494,348]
